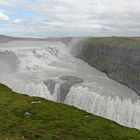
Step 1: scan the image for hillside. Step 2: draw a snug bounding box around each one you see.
[0,83,140,140]
[77,37,140,95]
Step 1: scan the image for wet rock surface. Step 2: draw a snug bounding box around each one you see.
[44,76,83,102]
[58,76,83,102]
[44,79,56,94]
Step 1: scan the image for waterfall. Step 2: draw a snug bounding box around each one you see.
[0,40,140,130]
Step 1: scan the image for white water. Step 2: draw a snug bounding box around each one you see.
[0,40,140,129]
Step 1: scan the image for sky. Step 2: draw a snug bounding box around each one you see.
[0,0,140,37]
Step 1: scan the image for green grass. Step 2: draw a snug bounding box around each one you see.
[86,37,140,49]
[0,83,140,140]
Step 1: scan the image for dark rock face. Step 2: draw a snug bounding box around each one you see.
[60,76,83,83]
[58,76,83,102]
[44,79,56,94]
[77,41,140,95]
[43,76,83,102]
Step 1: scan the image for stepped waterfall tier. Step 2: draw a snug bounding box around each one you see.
[0,40,140,130]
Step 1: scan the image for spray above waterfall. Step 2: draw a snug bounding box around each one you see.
[0,51,17,74]
[66,37,86,56]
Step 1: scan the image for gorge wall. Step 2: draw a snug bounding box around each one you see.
[76,37,140,95]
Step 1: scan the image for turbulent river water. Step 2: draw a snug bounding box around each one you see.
[0,40,140,130]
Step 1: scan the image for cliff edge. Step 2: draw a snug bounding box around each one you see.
[77,37,140,95]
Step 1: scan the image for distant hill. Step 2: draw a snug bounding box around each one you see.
[0,35,15,43]
[0,35,73,44]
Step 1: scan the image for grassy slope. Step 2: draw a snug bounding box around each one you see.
[87,37,140,49]
[0,83,140,140]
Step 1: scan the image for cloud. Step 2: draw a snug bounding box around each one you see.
[0,11,10,21]
[13,19,22,23]
[0,0,140,37]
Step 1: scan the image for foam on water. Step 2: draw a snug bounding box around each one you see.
[0,40,140,130]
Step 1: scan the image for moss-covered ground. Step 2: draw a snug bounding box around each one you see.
[87,37,140,49]
[0,83,140,140]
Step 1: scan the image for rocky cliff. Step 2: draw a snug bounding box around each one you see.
[77,37,140,95]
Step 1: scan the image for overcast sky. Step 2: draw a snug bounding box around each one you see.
[0,0,140,37]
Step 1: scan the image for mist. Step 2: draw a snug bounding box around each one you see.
[67,38,86,57]
[0,51,17,74]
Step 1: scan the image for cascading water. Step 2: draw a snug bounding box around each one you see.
[0,40,140,130]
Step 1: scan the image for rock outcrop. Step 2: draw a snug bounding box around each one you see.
[44,79,56,95]
[76,37,140,95]
[58,76,83,102]
[44,76,83,102]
